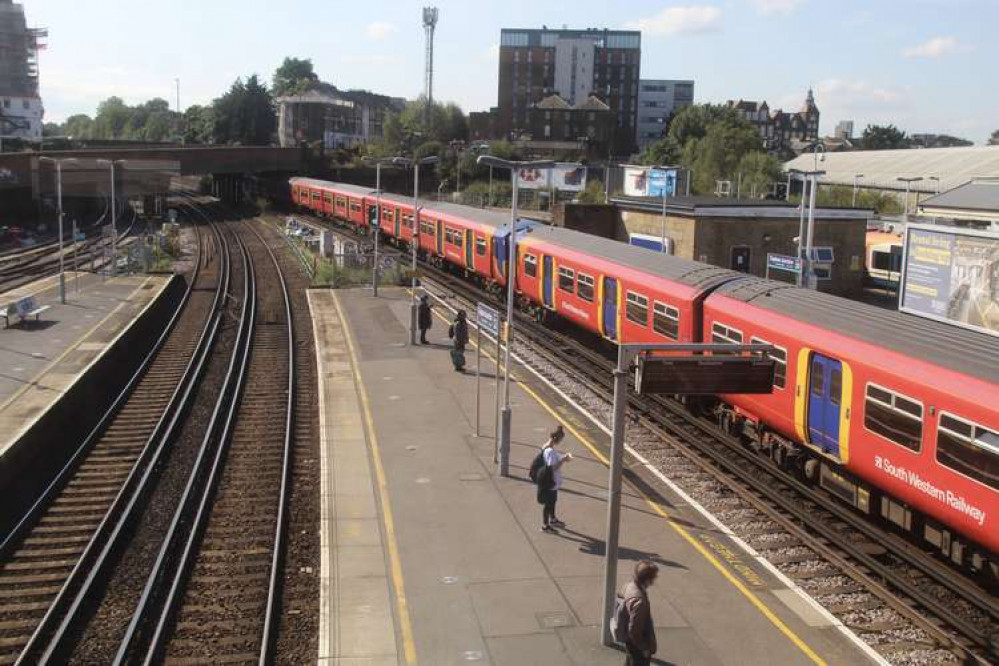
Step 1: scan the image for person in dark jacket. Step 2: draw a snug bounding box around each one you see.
[622,560,659,666]
[418,294,433,344]
[449,310,470,372]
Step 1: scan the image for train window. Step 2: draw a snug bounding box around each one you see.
[382,207,394,222]
[558,267,575,293]
[653,302,680,340]
[830,369,842,406]
[350,201,362,213]
[937,413,999,491]
[336,197,346,208]
[324,193,333,203]
[577,273,595,302]
[311,192,320,201]
[524,254,538,278]
[711,322,743,345]
[476,237,488,257]
[864,383,922,452]
[810,363,824,397]
[626,292,649,326]
[751,337,786,389]
[872,251,892,271]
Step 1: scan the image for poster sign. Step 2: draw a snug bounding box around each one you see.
[552,164,587,192]
[476,302,501,337]
[767,253,802,274]
[623,167,648,197]
[515,167,550,190]
[900,224,999,337]
[648,169,677,197]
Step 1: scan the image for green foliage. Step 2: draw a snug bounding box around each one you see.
[860,124,910,150]
[271,57,319,97]
[575,178,607,204]
[50,98,180,142]
[640,104,746,166]
[62,114,95,139]
[681,121,762,194]
[183,105,215,144]
[737,152,782,197]
[42,122,61,137]
[797,185,904,215]
[211,75,275,145]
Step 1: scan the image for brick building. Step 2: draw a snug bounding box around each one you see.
[728,89,819,156]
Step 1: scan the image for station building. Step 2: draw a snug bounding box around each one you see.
[0,0,45,146]
[276,88,405,150]
[556,196,872,297]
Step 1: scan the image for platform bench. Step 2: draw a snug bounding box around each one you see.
[3,296,51,328]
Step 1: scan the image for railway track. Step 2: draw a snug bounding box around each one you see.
[296,209,999,664]
[0,215,224,665]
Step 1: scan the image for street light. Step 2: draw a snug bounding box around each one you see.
[897,176,924,217]
[852,173,865,208]
[804,169,826,289]
[362,156,401,297]
[649,164,679,254]
[475,155,554,477]
[392,154,439,345]
[928,176,941,194]
[97,159,127,277]
[39,157,79,303]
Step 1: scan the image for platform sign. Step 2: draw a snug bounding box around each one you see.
[476,302,500,338]
[900,224,999,337]
[766,253,802,275]
[635,356,775,395]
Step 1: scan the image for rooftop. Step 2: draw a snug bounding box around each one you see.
[918,178,999,221]
[613,195,872,219]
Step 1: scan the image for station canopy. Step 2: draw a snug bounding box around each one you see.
[784,146,999,194]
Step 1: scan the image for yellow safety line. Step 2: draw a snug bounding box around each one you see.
[333,292,419,665]
[428,302,827,666]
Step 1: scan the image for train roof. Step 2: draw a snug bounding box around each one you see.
[528,225,742,291]
[714,278,999,384]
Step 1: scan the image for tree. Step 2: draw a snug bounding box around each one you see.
[860,124,910,150]
[93,96,131,139]
[737,152,782,198]
[42,122,61,137]
[640,104,746,166]
[989,130,999,146]
[62,114,94,140]
[184,105,214,144]
[212,75,275,145]
[682,120,762,193]
[272,57,319,97]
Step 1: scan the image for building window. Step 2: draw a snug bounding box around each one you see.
[750,337,786,389]
[864,384,923,452]
[524,254,538,278]
[577,273,595,302]
[626,291,649,326]
[937,413,999,491]
[652,302,680,340]
[711,322,743,345]
[476,237,487,257]
[558,266,575,293]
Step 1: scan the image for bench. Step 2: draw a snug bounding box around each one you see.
[3,296,51,328]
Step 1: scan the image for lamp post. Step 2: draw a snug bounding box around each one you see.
[928,176,940,194]
[897,176,924,218]
[97,159,126,277]
[476,155,554,476]
[852,173,865,208]
[650,164,679,254]
[363,157,401,297]
[39,157,79,303]
[392,155,439,345]
[788,169,806,287]
[803,169,826,289]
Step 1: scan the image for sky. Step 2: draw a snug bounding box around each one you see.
[23,0,997,143]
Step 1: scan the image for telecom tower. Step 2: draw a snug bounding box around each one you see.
[422,7,438,125]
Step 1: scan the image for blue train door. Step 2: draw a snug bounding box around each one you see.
[602,277,617,340]
[465,230,474,268]
[808,353,842,456]
[394,208,401,237]
[542,256,554,308]
[436,221,444,255]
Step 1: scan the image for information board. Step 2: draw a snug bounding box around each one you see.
[900,224,999,337]
[766,253,802,274]
[476,302,501,337]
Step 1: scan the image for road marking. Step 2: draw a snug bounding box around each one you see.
[424,292,885,666]
[334,291,419,665]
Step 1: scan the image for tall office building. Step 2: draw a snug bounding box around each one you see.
[496,27,641,155]
[636,79,695,151]
[0,0,45,144]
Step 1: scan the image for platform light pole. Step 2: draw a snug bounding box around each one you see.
[393,155,439,345]
[39,157,79,304]
[897,176,923,219]
[852,173,865,208]
[928,175,941,195]
[97,159,127,277]
[804,169,826,289]
[476,155,554,476]
[363,156,400,297]
[650,165,679,254]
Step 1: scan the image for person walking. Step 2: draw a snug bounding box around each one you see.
[448,309,470,372]
[622,560,659,666]
[536,425,571,533]
[418,294,433,344]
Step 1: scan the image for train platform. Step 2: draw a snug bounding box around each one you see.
[0,272,173,459]
[309,286,883,666]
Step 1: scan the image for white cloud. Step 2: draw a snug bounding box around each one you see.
[902,36,961,58]
[365,21,397,40]
[816,79,903,105]
[625,6,723,35]
[340,54,400,66]
[751,0,804,15]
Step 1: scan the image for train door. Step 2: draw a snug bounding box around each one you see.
[542,256,554,309]
[808,353,843,457]
[602,277,618,341]
[465,230,474,268]
[436,221,444,255]
[395,208,401,237]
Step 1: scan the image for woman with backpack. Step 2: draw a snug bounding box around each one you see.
[530,425,571,533]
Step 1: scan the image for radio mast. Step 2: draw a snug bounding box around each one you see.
[422,7,438,126]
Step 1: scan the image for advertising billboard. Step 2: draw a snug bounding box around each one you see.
[515,166,549,190]
[900,224,999,337]
[623,167,648,197]
[622,167,678,197]
[552,164,587,192]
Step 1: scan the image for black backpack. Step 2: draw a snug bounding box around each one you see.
[529,449,548,484]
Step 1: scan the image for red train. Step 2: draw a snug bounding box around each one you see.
[290,177,999,579]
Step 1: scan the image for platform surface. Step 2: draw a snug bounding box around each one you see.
[310,287,881,666]
[0,272,172,458]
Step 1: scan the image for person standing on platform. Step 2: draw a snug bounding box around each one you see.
[418,294,433,344]
[622,560,659,666]
[448,309,470,372]
[537,425,571,532]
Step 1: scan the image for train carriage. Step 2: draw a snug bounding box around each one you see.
[705,279,999,561]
